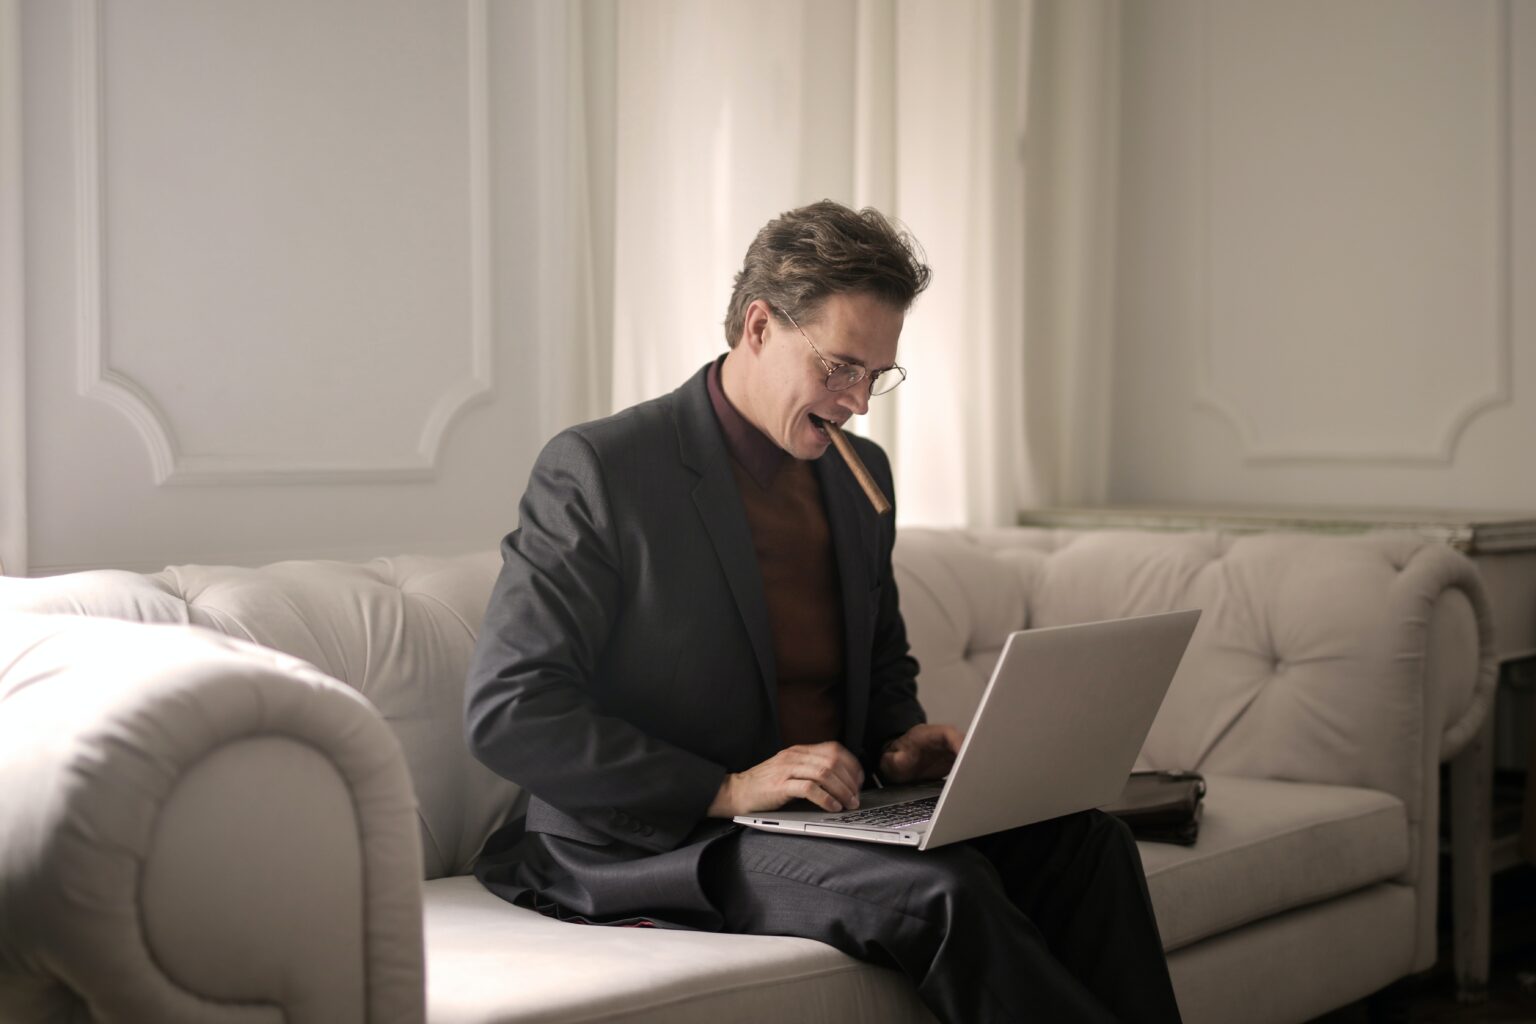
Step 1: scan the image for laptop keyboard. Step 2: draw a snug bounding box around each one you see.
[824,795,938,829]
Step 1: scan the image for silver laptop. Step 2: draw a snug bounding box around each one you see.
[734,609,1200,850]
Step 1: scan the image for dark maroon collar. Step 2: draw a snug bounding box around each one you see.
[707,355,787,489]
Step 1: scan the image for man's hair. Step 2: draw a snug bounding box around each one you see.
[723,200,931,347]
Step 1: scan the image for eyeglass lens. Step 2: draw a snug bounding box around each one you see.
[869,367,905,396]
[826,365,906,397]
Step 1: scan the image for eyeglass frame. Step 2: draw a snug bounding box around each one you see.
[775,306,907,397]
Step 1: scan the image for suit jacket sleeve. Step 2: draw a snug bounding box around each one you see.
[465,429,727,852]
[856,439,927,765]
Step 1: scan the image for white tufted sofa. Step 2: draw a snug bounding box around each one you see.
[0,527,1496,1024]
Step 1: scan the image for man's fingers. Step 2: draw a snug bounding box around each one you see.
[806,741,865,784]
[801,763,860,809]
[878,745,912,784]
[788,777,843,812]
[878,730,961,784]
[733,741,883,814]
[735,741,868,812]
[788,744,863,807]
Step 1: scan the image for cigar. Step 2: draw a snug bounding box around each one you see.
[824,421,892,516]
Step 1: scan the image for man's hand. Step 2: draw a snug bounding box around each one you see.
[878,723,963,785]
[708,741,865,817]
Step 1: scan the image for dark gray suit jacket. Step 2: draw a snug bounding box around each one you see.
[465,363,925,919]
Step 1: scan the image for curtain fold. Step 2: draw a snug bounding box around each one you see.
[531,0,613,441]
[1023,0,1122,508]
[605,1,859,413]
[541,0,1119,527]
[886,0,1030,527]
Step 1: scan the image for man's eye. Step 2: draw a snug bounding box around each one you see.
[830,365,864,389]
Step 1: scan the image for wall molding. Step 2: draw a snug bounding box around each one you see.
[1,0,25,575]
[1192,0,1513,466]
[72,0,493,486]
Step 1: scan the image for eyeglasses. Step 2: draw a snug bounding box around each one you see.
[777,307,907,397]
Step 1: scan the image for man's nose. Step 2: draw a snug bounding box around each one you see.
[838,382,871,417]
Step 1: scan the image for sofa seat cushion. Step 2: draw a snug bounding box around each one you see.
[1139,775,1409,953]
[423,876,934,1024]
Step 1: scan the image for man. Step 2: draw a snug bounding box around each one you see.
[466,201,1181,1023]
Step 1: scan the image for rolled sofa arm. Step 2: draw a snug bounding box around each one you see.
[0,613,424,1024]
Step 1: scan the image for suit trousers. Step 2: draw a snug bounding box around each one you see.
[701,809,1182,1024]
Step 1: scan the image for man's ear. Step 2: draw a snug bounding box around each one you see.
[741,299,774,353]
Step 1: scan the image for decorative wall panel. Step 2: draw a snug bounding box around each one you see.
[1194,0,1510,464]
[73,0,490,484]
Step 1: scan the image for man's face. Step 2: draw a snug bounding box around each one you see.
[750,291,904,461]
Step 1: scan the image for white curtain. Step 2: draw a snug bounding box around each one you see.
[535,0,1121,526]
[1021,0,1122,509]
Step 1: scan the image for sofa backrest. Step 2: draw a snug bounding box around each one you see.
[895,527,1486,823]
[0,554,512,880]
[1,525,1485,880]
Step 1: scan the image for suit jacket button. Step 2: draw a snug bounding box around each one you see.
[640,825,655,837]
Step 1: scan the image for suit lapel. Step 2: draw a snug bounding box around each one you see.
[672,367,779,719]
[815,447,880,759]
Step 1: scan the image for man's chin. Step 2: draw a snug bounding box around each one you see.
[790,438,832,461]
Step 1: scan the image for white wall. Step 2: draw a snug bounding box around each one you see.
[8,0,1533,576]
[1111,0,1534,511]
[2,0,25,575]
[9,0,572,574]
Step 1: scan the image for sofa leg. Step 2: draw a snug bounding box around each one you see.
[1450,714,1493,1003]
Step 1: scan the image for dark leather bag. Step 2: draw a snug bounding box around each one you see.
[1103,770,1206,846]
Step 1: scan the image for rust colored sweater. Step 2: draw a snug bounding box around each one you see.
[707,359,845,747]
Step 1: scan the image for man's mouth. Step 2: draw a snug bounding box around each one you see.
[809,413,833,440]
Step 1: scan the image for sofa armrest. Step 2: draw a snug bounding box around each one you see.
[0,613,424,1024]
[1428,576,1498,764]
